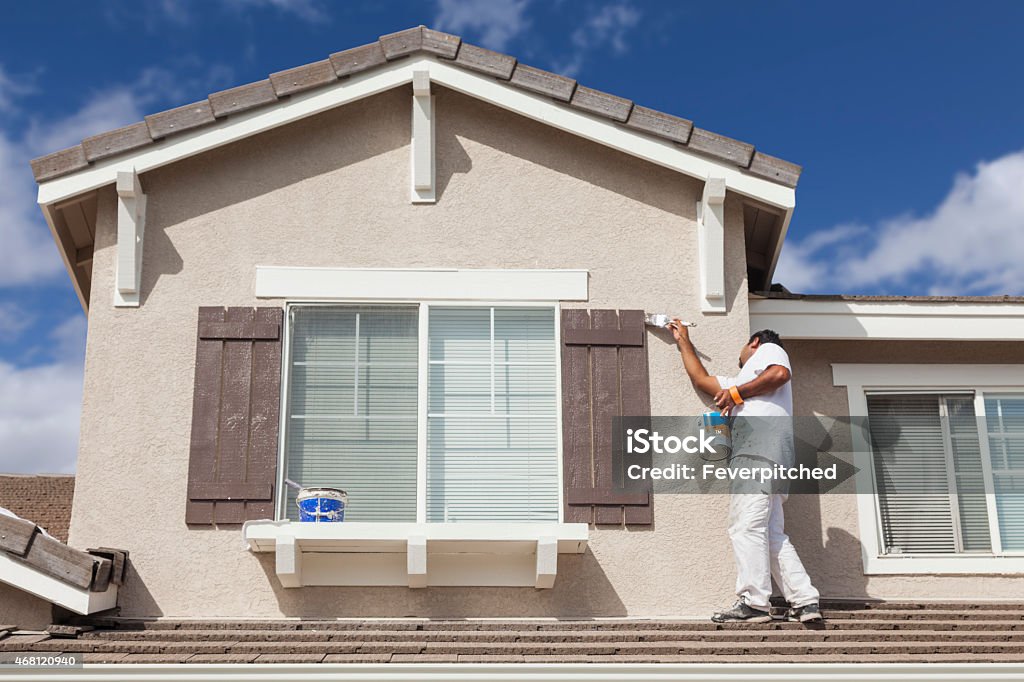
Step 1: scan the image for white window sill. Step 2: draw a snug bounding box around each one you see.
[242,521,588,589]
[865,554,1024,575]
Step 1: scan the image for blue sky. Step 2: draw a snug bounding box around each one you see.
[0,1,1022,473]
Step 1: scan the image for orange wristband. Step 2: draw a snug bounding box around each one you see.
[729,386,744,405]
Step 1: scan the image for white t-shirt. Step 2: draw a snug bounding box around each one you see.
[716,342,793,418]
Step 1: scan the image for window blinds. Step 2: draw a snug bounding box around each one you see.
[866,393,990,554]
[426,307,560,523]
[284,306,419,522]
[985,395,1024,550]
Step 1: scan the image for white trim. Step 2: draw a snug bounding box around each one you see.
[255,267,588,302]
[750,298,1024,340]
[0,552,118,615]
[12,662,1024,680]
[36,57,795,210]
[242,520,588,589]
[696,177,726,314]
[113,168,146,307]
[832,363,1024,574]
[410,69,435,203]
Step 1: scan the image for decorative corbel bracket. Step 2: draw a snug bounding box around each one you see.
[696,177,727,314]
[114,169,146,307]
[410,69,435,203]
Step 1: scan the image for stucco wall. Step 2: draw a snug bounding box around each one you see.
[70,85,759,619]
[784,339,1024,601]
[0,584,52,630]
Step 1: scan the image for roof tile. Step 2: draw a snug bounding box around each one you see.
[269,59,337,97]
[27,26,803,188]
[379,27,423,60]
[686,127,755,167]
[509,64,576,102]
[208,80,278,118]
[82,122,153,163]
[453,43,516,79]
[145,101,216,139]
[624,106,692,144]
[330,42,388,78]
[422,28,460,58]
[0,475,75,542]
[570,85,632,122]
[748,151,801,188]
[30,146,88,182]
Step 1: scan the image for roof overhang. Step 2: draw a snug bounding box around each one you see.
[37,57,798,207]
[750,297,1024,341]
[37,55,796,312]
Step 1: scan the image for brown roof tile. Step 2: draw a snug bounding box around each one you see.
[29,25,799,190]
[329,42,387,78]
[509,63,576,101]
[0,474,75,542]
[22,602,1024,663]
[570,85,633,122]
[269,59,337,97]
[764,292,1024,304]
[453,43,516,79]
[208,79,277,118]
[145,100,216,139]
[82,122,153,162]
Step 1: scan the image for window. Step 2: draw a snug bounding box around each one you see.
[866,390,1024,557]
[281,303,560,523]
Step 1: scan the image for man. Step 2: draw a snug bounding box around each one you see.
[668,322,822,624]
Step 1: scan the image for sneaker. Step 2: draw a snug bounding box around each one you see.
[788,603,823,623]
[711,600,773,623]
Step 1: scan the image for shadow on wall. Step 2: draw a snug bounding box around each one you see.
[134,88,419,305]
[781,417,871,601]
[254,549,627,618]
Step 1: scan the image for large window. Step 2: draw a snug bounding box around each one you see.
[867,391,1024,556]
[281,303,560,523]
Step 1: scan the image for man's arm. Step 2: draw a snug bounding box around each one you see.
[668,320,721,397]
[714,365,791,414]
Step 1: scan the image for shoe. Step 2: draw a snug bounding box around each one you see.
[711,600,773,623]
[788,603,823,622]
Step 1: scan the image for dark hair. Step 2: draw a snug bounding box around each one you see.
[749,329,783,349]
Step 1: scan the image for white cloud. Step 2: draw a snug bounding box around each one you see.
[554,2,641,77]
[0,315,85,474]
[775,150,1024,295]
[0,303,32,343]
[434,0,531,51]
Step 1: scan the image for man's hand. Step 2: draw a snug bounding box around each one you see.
[668,319,690,345]
[714,388,738,415]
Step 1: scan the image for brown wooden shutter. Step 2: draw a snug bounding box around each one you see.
[561,308,653,526]
[185,306,283,525]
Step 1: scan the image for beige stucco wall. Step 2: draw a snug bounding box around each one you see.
[0,583,52,630]
[783,339,1024,601]
[65,82,1023,620]
[69,85,754,619]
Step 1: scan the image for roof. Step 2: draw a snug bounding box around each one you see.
[30,26,801,189]
[0,474,74,543]
[5,602,1024,664]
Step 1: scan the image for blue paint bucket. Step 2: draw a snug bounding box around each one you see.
[296,487,348,523]
[700,410,732,461]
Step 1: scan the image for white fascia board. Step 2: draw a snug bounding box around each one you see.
[750,298,1024,340]
[19,662,1024,680]
[255,266,588,301]
[832,363,1024,392]
[37,57,795,212]
[0,552,117,615]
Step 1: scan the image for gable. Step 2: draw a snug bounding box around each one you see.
[32,26,798,310]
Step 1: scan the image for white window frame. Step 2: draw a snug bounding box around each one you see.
[276,299,564,525]
[833,363,1024,574]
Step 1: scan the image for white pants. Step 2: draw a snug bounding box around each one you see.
[728,493,819,610]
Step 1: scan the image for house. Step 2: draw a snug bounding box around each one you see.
[5,25,1024,669]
